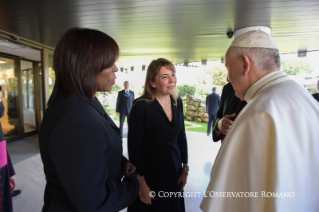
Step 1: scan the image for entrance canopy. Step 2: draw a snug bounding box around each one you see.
[0,0,318,65]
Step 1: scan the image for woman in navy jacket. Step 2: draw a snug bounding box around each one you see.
[39,28,140,212]
[128,58,188,212]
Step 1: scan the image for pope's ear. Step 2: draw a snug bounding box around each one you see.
[242,55,251,76]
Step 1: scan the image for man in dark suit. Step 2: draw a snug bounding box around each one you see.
[212,82,247,143]
[206,87,220,136]
[312,79,319,102]
[116,81,135,138]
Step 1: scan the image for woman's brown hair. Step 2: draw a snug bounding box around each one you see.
[47,27,119,106]
[139,58,178,104]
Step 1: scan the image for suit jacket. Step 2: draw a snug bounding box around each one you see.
[212,83,247,142]
[128,96,188,177]
[206,92,220,115]
[313,93,319,102]
[116,90,134,115]
[39,92,139,212]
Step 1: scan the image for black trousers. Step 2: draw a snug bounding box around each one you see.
[207,114,216,136]
[119,113,129,138]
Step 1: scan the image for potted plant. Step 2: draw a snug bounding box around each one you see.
[130,66,134,71]
[120,67,124,72]
[142,64,146,71]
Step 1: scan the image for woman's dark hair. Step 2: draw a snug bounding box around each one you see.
[47,27,119,106]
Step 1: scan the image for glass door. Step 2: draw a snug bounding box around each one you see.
[21,60,36,133]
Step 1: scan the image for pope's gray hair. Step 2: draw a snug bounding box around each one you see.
[229,47,281,71]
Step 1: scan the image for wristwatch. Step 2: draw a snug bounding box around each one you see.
[183,165,189,174]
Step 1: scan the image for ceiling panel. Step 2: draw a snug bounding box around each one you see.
[0,0,319,65]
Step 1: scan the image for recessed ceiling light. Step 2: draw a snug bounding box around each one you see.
[0,60,6,63]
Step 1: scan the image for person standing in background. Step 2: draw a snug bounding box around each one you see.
[6,78,18,136]
[116,81,134,138]
[206,87,220,136]
[0,85,17,212]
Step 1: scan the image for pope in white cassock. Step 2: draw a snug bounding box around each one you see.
[200,30,319,212]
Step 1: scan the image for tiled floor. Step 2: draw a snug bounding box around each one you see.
[7,126,221,212]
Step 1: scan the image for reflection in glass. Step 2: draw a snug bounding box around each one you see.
[21,60,36,133]
[48,54,55,95]
[39,63,44,120]
[0,57,20,136]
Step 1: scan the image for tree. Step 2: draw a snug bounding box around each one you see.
[109,83,121,94]
[205,63,228,87]
[281,59,314,75]
[177,84,196,99]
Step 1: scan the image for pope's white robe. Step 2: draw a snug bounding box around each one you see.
[201,71,319,212]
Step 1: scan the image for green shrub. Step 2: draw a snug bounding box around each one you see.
[109,83,121,94]
[177,84,196,99]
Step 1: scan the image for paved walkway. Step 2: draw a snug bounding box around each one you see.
[7,125,221,212]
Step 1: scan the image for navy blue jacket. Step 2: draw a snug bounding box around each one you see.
[206,92,220,115]
[116,90,134,115]
[39,92,139,212]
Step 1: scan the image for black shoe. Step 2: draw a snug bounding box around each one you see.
[11,190,21,197]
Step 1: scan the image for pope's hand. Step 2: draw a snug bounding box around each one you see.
[218,113,236,135]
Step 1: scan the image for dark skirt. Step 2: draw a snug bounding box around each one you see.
[128,159,185,212]
[0,140,13,212]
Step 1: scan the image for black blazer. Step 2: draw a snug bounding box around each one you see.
[212,83,247,142]
[116,90,134,115]
[39,92,139,212]
[128,96,188,177]
[313,93,319,102]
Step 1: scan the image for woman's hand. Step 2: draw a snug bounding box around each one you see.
[10,176,16,192]
[123,162,136,176]
[178,172,188,192]
[139,176,154,205]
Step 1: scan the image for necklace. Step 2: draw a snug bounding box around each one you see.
[156,96,171,109]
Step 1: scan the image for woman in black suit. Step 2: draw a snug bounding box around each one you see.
[39,28,140,212]
[127,58,188,212]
